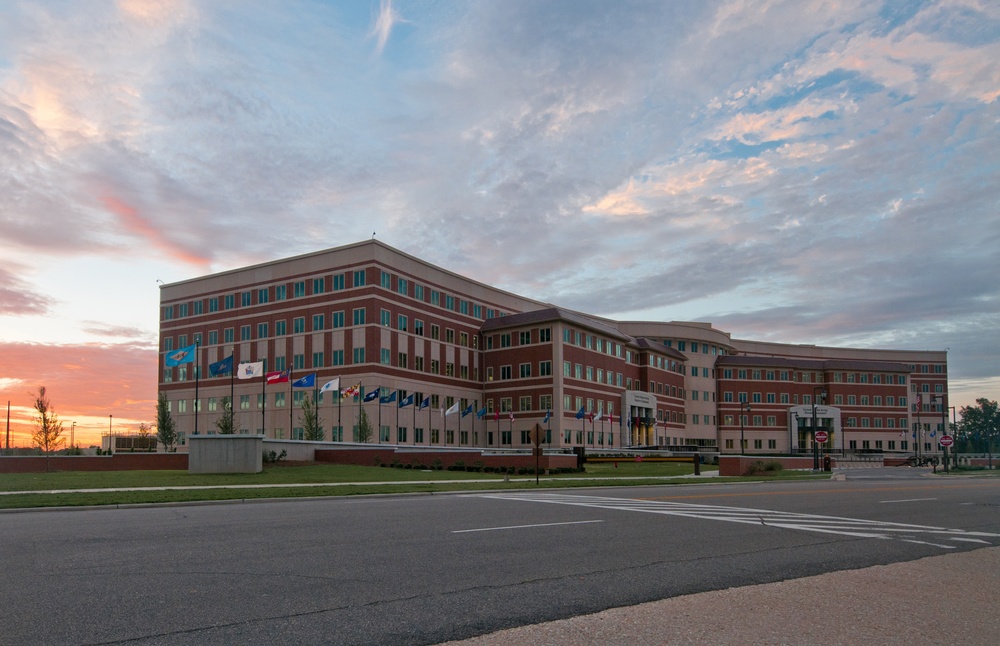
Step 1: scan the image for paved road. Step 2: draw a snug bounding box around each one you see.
[1,472,997,645]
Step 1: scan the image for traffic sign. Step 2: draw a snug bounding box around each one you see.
[939,434,954,447]
[814,430,828,443]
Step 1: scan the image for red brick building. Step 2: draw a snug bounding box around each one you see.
[158,240,948,456]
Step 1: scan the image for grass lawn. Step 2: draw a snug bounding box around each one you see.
[0,460,825,509]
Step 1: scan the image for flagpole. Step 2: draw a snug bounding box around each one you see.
[229,347,235,434]
[261,365,266,436]
[396,391,400,442]
[194,341,200,437]
[288,369,293,436]
[377,388,382,444]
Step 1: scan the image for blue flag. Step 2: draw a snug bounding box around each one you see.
[292,373,316,388]
[399,394,414,407]
[461,404,474,417]
[418,397,430,409]
[363,389,380,402]
[476,406,487,419]
[380,391,397,404]
[165,343,197,367]
[575,406,586,420]
[209,354,233,376]
[543,409,551,424]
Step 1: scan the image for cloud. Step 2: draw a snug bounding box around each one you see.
[370,0,408,55]
[0,264,55,316]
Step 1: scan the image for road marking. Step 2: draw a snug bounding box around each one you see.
[452,519,604,534]
[880,498,938,503]
[476,492,1000,549]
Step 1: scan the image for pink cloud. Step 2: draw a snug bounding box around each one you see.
[99,192,211,267]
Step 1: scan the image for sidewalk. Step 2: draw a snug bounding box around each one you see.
[439,545,1000,645]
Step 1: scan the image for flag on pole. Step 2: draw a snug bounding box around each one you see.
[418,396,430,409]
[575,406,586,420]
[209,355,233,376]
[445,401,460,416]
[543,409,551,424]
[915,394,922,406]
[320,378,341,393]
[461,404,474,417]
[341,383,360,399]
[292,374,316,388]
[593,411,602,423]
[399,394,415,407]
[509,410,514,422]
[364,389,380,402]
[237,361,264,380]
[494,409,500,422]
[379,391,397,404]
[587,411,594,423]
[165,344,197,366]
[266,369,291,385]
[476,406,487,419]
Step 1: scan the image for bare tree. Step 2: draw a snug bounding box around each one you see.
[31,387,64,466]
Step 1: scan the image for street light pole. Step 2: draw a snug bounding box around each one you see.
[934,395,949,473]
[739,400,750,455]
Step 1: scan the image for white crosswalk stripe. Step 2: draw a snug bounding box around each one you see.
[475,492,1000,549]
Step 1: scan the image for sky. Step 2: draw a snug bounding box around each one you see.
[0,0,997,448]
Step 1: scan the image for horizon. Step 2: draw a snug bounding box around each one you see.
[1,0,998,447]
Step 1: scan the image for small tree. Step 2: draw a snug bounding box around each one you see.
[356,408,373,443]
[300,395,324,441]
[31,387,64,469]
[156,392,178,451]
[215,396,235,434]
[958,398,999,468]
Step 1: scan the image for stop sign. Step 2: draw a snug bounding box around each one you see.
[939,434,954,447]
[814,430,828,443]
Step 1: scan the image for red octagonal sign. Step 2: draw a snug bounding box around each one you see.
[814,430,828,443]
[939,435,954,447]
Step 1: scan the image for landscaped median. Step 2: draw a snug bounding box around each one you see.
[0,461,830,510]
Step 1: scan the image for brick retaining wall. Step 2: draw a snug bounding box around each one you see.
[0,454,188,473]
[316,447,578,471]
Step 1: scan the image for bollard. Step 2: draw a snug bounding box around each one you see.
[693,453,701,476]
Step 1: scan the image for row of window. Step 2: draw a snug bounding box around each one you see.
[723,392,910,407]
[163,268,509,322]
[723,414,911,428]
[721,368,907,385]
[163,309,479,350]
[662,339,725,356]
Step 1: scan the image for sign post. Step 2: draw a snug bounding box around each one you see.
[815,430,828,444]
[939,434,954,473]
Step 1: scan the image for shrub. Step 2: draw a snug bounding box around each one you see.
[747,460,783,475]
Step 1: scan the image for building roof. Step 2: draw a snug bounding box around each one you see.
[716,354,911,373]
[479,306,633,342]
[633,337,688,361]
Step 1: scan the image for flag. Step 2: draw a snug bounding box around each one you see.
[915,394,922,406]
[320,377,341,393]
[543,409,551,424]
[587,411,594,423]
[399,394,415,408]
[209,354,233,376]
[509,411,514,422]
[165,343,197,367]
[575,406,586,420]
[266,369,291,385]
[292,373,316,388]
[237,361,264,380]
[494,409,500,422]
[341,383,360,399]
[445,401,460,416]
[364,389,380,402]
[476,406,487,419]
[379,391,397,404]
[418,396,430,409]
[461,404,474,417]
[594,411,602,423]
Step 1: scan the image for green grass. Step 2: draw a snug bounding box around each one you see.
[0,460,822,510]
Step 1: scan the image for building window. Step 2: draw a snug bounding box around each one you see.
[540,361,552,376]
[313,277,325,294]
[353,347,365,364]
[332,350,344,366]
[313,314,325,331]
[353,308,366,325]
[398,315,407,332]
[241,291,252,307]
[257,323,268,339]
[520,363,531,378]
[381,271,391,288]
[313,352,324,368]
[240,325,251,341]
[275,320,286,336]
[275,284,286,300]
[332,274,345,291]
[331,311,345,328]
[500,365,512,380]
[353,269,366,286]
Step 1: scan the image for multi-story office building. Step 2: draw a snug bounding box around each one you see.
[159,240,948,454]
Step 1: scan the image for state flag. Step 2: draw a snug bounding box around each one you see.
[266,369,291,385]
[209,355,233,376]
[445,401,460,416]
[399,394,415,408]
[363,389,380,402]
[320,378,341,393]
[237,361,264,380]
[165,344,197,367]
[292,374,316,388]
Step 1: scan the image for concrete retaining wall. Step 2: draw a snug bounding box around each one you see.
[189,435,263,474]
[315,446,578,471]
